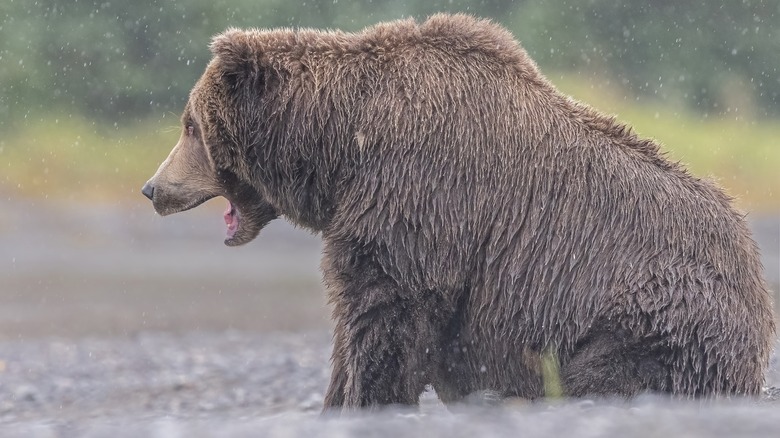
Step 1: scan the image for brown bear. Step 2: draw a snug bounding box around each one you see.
[142,14,775,410]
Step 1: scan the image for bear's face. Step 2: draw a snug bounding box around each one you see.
[142,85,277,246]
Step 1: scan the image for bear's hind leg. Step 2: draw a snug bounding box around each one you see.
[560,330,667,398]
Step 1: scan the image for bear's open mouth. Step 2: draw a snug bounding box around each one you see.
[224,200,240,240]
[218,184,278,247]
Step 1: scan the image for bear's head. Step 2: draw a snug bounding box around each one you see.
[141,30,278,246]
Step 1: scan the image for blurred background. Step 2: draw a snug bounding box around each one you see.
[1,0,778,340]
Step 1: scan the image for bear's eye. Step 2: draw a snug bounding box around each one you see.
[185,123,195,137]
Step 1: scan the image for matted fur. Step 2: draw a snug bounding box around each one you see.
[156,14,775,409]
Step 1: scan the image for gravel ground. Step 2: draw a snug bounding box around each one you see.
[0,331,778,437]
[1,198,778,436]
[0,331,332,423]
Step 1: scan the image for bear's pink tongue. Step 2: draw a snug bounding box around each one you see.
[224,201,239,238]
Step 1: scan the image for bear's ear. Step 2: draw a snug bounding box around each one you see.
[210,29,265,85]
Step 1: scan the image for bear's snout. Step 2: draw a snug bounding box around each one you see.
[141,182,155,201]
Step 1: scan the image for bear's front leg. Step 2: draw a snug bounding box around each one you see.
[322,321,348,411]
[322,241,445,411]
[339,286,437,409]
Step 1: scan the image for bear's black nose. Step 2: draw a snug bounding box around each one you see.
[141,183,155,201]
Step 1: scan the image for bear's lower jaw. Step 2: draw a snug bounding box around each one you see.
[222,219,267,246]
[223,198,278,247]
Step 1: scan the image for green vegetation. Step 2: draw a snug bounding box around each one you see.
[1,0,778,123]
[541,350,563,399]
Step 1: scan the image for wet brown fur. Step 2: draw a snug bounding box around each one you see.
[151,14,775,410]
